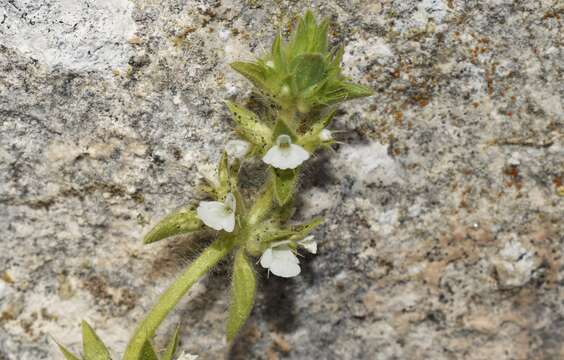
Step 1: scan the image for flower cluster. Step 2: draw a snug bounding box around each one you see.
[57,11,371,360]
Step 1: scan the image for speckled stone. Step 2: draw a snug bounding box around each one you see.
[1,1,562,360]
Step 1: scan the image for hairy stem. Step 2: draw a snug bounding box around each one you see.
[122,237,234,360]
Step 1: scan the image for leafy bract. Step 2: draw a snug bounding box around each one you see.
[144,208,203,244]
[226,250,257,341]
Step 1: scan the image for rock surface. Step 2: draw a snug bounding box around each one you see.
[1,1,562,359]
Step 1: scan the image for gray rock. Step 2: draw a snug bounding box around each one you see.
[1,1,562,359]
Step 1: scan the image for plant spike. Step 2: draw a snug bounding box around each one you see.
[115,10,373,357]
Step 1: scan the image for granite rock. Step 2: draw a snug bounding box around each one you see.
[1,1,562,359]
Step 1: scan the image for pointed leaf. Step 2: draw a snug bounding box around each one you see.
[144,208,203,244]
[289,217,324,241]
[82,321,111,360]
[218,151,229,193]
[230,61,267,90]
[161,326,181,360]
[248,184,273,225]
[271,33,285,72]
[290,54,327,92]
[338,82,374,100]
[272,118,297,141]
[271,168,298,206]
[56,342,81,360]
[314,19,330,53]
[225,101,272,151]
[139,340,158,360]
[226,250,257,342]
[330,45,344,68]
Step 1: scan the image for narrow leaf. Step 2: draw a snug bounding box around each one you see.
[340,81,374,99]
[56,342,81,360]
[218,151,229,194]
[226,250,257,342]
[289,217,324,240]
[225,101,272,151]
[248,183,273,225]
[139,340,158,360]
[271,33,285,71]
[161,326,181,360]
[82,321,111,360]
[272,168,297,206]
[144,209,203,244]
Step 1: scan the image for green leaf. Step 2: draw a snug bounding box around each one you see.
[298,109,337,149]
[340,81,374,99]
[82,321,111,360]
[271,33,285,72]
[218,151,229,193]
[144,208,203,244]
[272,118,297,141]
[290,53,327,92]
[330,45,344,68]
[139,340,158,360]
[230,61,267,90]
[226,250,257,342]
[289,217,324,241]
[271,168,298,206]
[247,183,273,226]
[56,342,81,360]
[161,326,181,360]
[225,101,272,151]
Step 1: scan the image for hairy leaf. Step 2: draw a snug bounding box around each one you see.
[225,101,272,151]
[139,340,158,360]
[82,321,111,360]
[144,208,203,244]
[161,326,181,360]
[226,250,257,342]
[290,53,327,92]
[56,342,81,360]
[230,61,267,89]
[271,168,297,206]
[289,217,324,240]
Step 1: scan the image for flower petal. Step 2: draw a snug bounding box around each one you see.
[262,144,310,169]
[298,235,317,254]
[260,248,274,268]
[262,145,286,168]
[196,201,234,232]
[269,247,301,278]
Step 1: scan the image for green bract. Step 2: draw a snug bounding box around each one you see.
[231,11,372,114]
[58,10,371,360]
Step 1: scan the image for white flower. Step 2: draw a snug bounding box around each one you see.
[298,235,317,254]
[319,128,332,142]
[260,244,301,278]
[177,351,198,360]
[225,139,250,160]
[262,134,310,169]
[196,193,236,232]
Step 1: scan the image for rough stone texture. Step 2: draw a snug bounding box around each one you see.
[1,1,562,359]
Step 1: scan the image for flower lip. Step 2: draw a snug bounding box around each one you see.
[262,134,310,169]
[196,192,236,232]
[259,245,301,278]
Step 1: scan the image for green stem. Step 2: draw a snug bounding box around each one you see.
[122,237,234,360]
